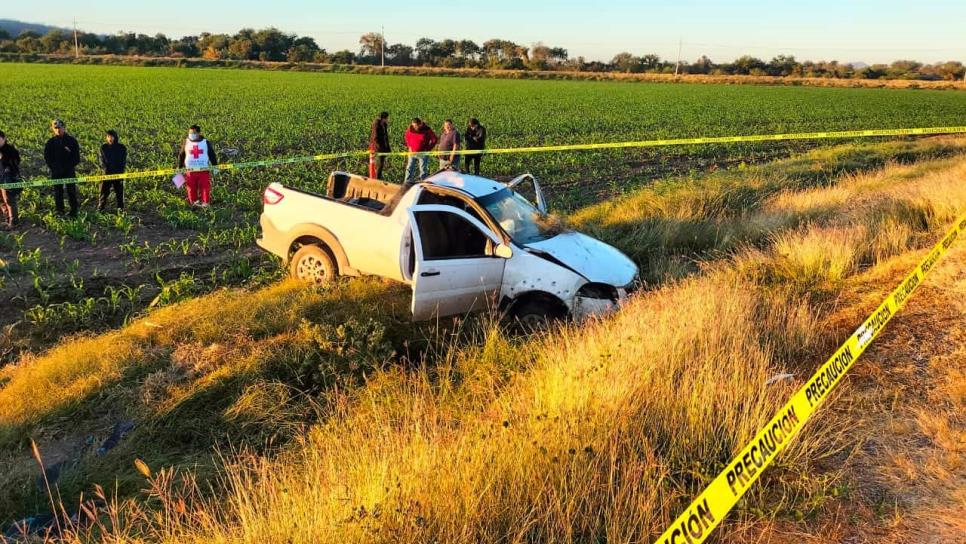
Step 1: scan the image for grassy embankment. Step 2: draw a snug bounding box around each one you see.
[1,137,965,541]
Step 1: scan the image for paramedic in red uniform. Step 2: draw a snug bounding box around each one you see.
[177,124,218,208]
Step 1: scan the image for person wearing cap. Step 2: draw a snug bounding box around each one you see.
[0,130,23,229]
[176,124,218,208]
[43,119,81,218]
[369,111,391,179]
[98,129,127,211]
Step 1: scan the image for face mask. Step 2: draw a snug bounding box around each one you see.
[189,132,201,142]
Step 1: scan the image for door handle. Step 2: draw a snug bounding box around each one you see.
[420,270,441,277]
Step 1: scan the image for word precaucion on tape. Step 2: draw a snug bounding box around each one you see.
[654,213,965,544]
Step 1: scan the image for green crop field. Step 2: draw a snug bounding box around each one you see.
[4,63,966,192]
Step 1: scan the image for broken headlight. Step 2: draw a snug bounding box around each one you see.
[577,283,619,301]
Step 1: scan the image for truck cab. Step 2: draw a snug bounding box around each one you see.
[256,170,639,326]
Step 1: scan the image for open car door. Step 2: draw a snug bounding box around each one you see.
[408,204,509,320]
[507,173,547,214]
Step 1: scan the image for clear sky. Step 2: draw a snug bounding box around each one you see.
[5,0,964,64]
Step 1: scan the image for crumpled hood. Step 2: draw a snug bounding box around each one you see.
[526,231,638,287]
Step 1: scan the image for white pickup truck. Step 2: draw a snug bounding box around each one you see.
[256,170,638,326]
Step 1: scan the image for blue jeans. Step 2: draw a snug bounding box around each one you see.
[405,153,429,183]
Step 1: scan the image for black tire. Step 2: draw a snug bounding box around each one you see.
[509,297,565,334]
[290,244,338,285]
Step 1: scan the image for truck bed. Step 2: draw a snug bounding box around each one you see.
[325,172,404,212]
[261,173,416,280]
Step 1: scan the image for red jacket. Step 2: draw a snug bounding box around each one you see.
[405,125,438,152]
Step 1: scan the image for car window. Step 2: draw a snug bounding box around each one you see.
[477,188,556,245]
[417,191,486,224]
[414,211,489,260]
[512,179,540,209]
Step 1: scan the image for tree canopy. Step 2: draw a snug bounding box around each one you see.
[0,26,961,81]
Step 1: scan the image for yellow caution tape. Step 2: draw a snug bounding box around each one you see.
[412,125,966,156]
[7,126,966,191]
[652,212,966,544]
[4,151,366,190]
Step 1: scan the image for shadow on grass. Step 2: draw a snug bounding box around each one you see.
[0,278,425,524]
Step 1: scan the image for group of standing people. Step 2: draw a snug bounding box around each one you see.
[368,112,487,185]
[1,112,488,230]
[1,119,118,229]
[0,120,97,229]
[39,119,129,219]
[0,121,218,229]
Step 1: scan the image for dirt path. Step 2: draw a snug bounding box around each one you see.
[837,243,966,543]
[742,241,966,543]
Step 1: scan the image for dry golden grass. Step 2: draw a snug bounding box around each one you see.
[70,270,820,543]
[0,280,409,448]
[571,139,966,284]
[770,225,865,290]
[745,241,966,544]
[0,277,414,522]
[856,251,966,543]
[3,141,966,542]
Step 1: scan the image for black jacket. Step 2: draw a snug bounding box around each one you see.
[177,137,218,168]
[99,141,128,175]
[370,119,391,152]
[465,124,487,150]
[0,143,21,184]
[44,134,81,179]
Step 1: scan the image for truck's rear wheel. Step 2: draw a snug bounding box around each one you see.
[290,245,338,285]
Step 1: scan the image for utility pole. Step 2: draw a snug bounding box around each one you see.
[674,38,682,76]
[73,18,80,58]
[381,25,385,68]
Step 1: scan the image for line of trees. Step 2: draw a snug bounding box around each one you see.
[0,27,328,63]
[608,53,965,81]
[1,26,963,81]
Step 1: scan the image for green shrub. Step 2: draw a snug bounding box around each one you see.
[296,317,396,391]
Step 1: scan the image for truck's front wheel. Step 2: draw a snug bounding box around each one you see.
[291,245,338,285]
[509,297,566,333]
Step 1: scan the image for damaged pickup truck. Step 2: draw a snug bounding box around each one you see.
[256,170,639,326]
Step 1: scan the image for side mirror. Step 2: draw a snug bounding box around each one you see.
[494,243,513,259]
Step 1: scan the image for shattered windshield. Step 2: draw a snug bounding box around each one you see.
[477,188,559,245]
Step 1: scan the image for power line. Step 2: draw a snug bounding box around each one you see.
[72,17,79,58]
[674,37,682,75]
